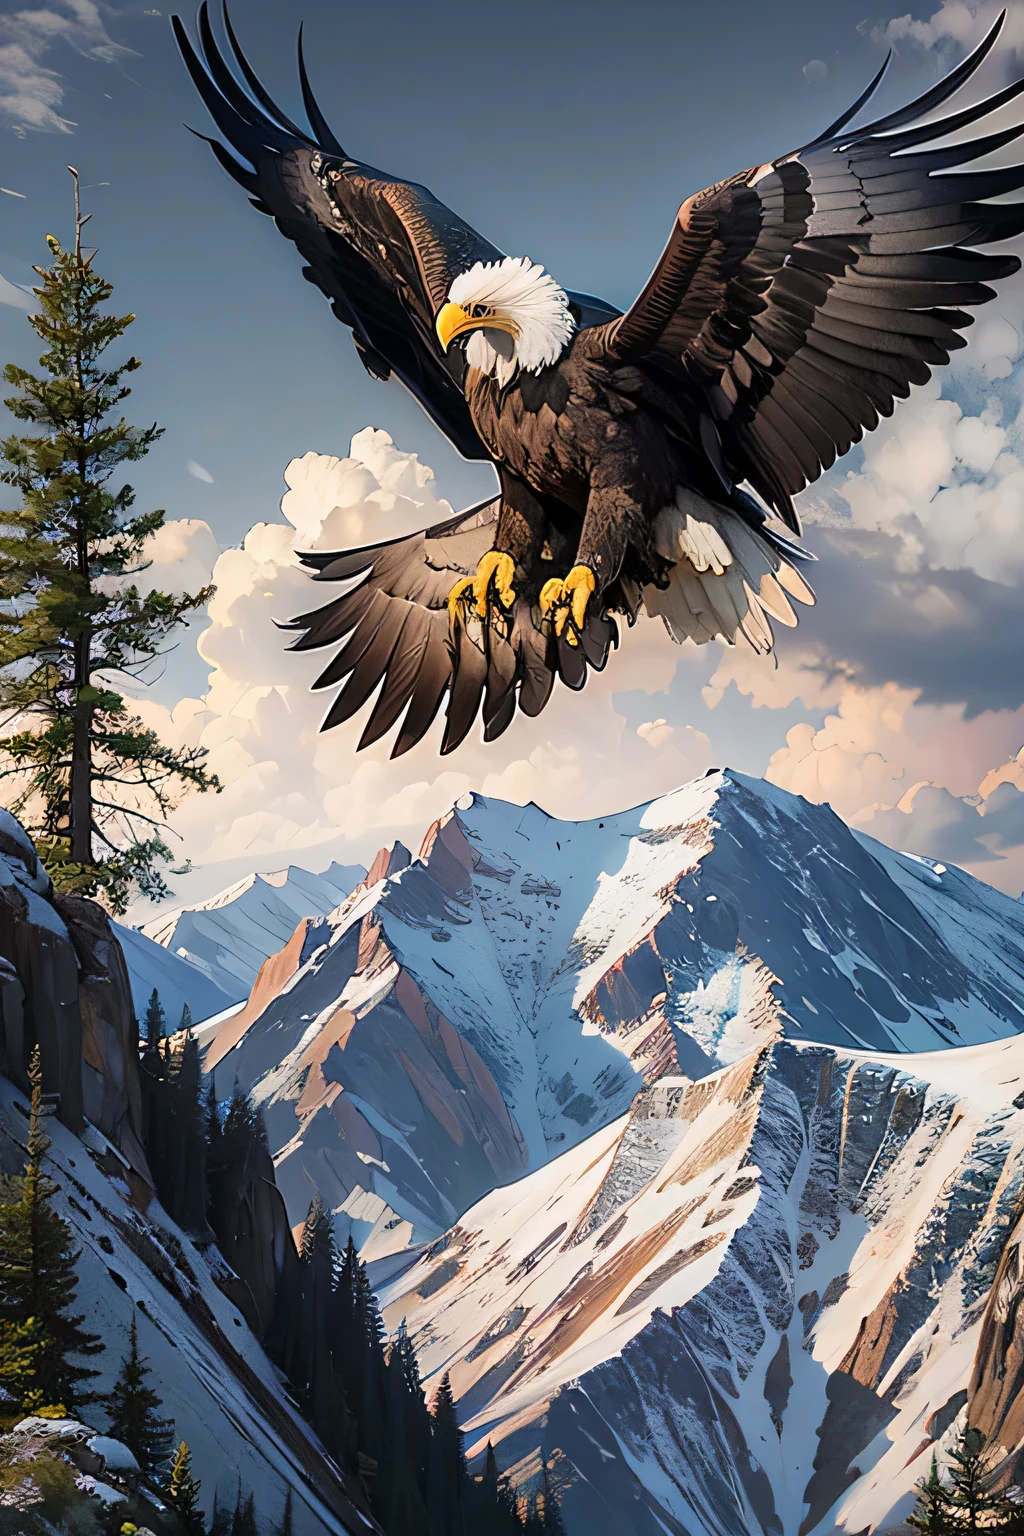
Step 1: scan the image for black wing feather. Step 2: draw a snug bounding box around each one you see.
[602,11,1024,529]
[173,5,497,460]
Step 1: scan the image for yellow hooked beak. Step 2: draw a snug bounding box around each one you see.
[435,302,519,352]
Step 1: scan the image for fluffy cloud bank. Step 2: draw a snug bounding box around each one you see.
[883,1,1024,59]
[0,0,130,134]
[126,429,714,912]
[122,389,1024,914]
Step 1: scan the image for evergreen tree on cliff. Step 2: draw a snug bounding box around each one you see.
[273,1488,294,1536]
[166,1440,204,1535]
[943,1425,1011,1532]
[472,1441,523,1535]
[0,168,218,913]
[103,1313,174,1477]
[139,1031,209,1237]
[0,1045,101,1408]
[909,1455,954,1535]
[230,1486,258,1536]
[428,1369,466,1536]
[143,987,165,1047]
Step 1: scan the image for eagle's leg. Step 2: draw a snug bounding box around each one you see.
[540,473,642,645]
[448,473,546,626]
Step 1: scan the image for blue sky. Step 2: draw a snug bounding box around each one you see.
[0,0,930,540]
[6,0,1024,910]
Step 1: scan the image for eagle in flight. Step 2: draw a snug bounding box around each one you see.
[175,7,1024,757]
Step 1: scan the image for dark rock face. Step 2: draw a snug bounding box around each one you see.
[0,811,374,1534]
[0,810,148,1179]
[58,892,149,1178]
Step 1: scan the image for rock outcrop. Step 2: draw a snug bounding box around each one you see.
[0,811,376,1535]
[0,810,148,1180]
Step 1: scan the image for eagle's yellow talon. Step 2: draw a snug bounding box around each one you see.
[448,550,517,626]
[538,564,597,640]
[473,550,516,616]
[447,576,475,623]
[539,577,563,615]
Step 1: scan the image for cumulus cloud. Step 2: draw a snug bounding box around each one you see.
[124,429,715,916]
[0,272,31,309]
[802,59,828,85]
[882,2,1024,61]
[814,380,1024,587]
[0,0,132,134]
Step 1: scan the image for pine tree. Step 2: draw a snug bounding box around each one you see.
[377,1340,430,1536]
[945,1425,1008,1532]
[230,1486,257,1536]
[180,1001,193,1032]
[143,988,165,1047]
[428,1369,465,1536]
[274,1487,294,1536]
[140,1030,209,1236]
[540,1458,565,1534]
[0,169,218,913]
[0,1045,101,1407]
[103,1314,174,1477]
[470,1441,524,1535]
[166,1441,204,1535]
[298,1193,355,1469]
[0,1315,41,1409]
[208,1493,232,1536]
[329,1235,386,1468]
[909,1455,955,1535]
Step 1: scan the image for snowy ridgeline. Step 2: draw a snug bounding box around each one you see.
[379,1031,1024,1536]
[101,768,1024,1535]
[116,861,366,1029]
[195,768,1024,1262]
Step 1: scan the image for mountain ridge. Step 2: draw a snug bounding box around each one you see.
[198,769,1024,1275]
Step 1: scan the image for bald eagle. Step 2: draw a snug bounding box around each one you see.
[174,6,1024,758]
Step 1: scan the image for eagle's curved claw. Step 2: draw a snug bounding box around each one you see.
[538,564,596,647]
[448,550,517,625]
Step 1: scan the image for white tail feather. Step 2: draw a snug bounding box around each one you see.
[644,487,814,652]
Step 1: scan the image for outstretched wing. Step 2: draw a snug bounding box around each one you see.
[282,498,616,759]
[173,2,502,459]
[604,14,1024,530]
[173,4,622,461]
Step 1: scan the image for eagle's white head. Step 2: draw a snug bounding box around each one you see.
[435,256,575,386]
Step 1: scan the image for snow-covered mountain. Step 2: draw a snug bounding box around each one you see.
[201,770,1024,1263]
[186,768,1024,1533]
[0,1073,372,1535]
[0,807,374,1535]
[139,860,365,997]
[379,1030,1024,1536]
[113,919,240,1028]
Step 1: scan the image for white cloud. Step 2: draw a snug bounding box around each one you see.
[637,718,675,748]
[122,413,1024,912]
[186,460,214,485]
[882,2,1024,59]
[0,272,31,309]
[802,59,828,84]
[805,380,1024,587]
[0,1,132,134]
[131,518,220,600]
